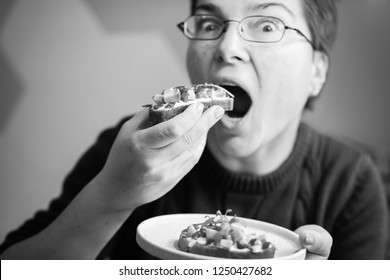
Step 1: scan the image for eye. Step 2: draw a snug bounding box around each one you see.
[202,22,216,32]
[262,24,275,32]
[242,17,283,42]
[198,17,222,33]
[247,18,280,33]
[258,21,278,33]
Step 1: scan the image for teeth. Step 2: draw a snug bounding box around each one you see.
[219,83,236,85]
[219,83,238,87]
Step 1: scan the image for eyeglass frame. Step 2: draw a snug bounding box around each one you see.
[177,15,314,49]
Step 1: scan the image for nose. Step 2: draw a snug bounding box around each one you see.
[214,22,250,64]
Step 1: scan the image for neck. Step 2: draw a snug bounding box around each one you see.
[207,121,300,176]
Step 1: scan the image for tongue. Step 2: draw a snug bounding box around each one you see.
[221,86,252,118]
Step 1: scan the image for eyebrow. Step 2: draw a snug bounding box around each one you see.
[249,3,295,17]
[194,3,221,14]
[194,2,295,18]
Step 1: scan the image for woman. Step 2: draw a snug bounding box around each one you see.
[0,0,387,259]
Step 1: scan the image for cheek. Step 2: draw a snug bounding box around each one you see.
[186,45,204,83]
[186,42,215,83]
[259,51,313,108]
[249,50,314,130]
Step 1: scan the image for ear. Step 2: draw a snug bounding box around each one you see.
[310,51,329,97]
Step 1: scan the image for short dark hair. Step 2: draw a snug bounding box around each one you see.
[302,0,338,56]
[189,0,338,56]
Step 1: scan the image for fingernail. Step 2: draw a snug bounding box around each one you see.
[214,106,225,119]
[196,102,204,114]
[305,233,314,245]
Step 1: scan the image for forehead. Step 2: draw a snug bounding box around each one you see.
[194,0,305,19]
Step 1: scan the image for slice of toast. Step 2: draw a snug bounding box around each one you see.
[146,84,234,124]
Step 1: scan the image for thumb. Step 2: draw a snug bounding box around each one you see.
[295,225,333,260]
[123,108,152,132]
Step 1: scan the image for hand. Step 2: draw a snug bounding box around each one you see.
[295,225,333,260]
[94,103,225,212]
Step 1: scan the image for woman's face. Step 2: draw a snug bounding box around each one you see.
[186,0,327,170]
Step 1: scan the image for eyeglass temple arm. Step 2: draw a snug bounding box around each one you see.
[177,22,185,32]
[285,26,315,49]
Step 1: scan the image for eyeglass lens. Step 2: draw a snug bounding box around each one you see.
[184,15,285,42]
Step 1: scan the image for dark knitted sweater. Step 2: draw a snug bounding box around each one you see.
[0,119,387,259]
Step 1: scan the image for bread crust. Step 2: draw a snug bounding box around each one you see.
[147,84,234,124]
[177,210,277,259]
[149,98,234,123]
[178,229,276,259]
[189,243,275,259]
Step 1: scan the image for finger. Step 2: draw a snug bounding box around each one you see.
[164,135,208,182]
[153,105,225,160]
[295,225,333,260]
[143,136,207,199]
[168,105,224,156]
[137,103,204,149]
[122,108,152,132]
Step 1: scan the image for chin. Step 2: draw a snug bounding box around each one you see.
[206,83,263,159]
[207,126,258,159]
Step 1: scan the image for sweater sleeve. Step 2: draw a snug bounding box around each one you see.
[0,117,128,255]
[329,155,388,259]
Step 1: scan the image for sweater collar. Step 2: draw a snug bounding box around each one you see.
[197,123,311,194]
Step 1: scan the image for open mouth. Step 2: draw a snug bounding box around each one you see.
[220,85,252,118]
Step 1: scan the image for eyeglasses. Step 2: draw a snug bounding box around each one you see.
[177,15,314,48]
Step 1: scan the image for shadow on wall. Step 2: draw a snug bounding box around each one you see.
[84,0,188,61]
[0,0,15,31]
[0,0,24,133]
